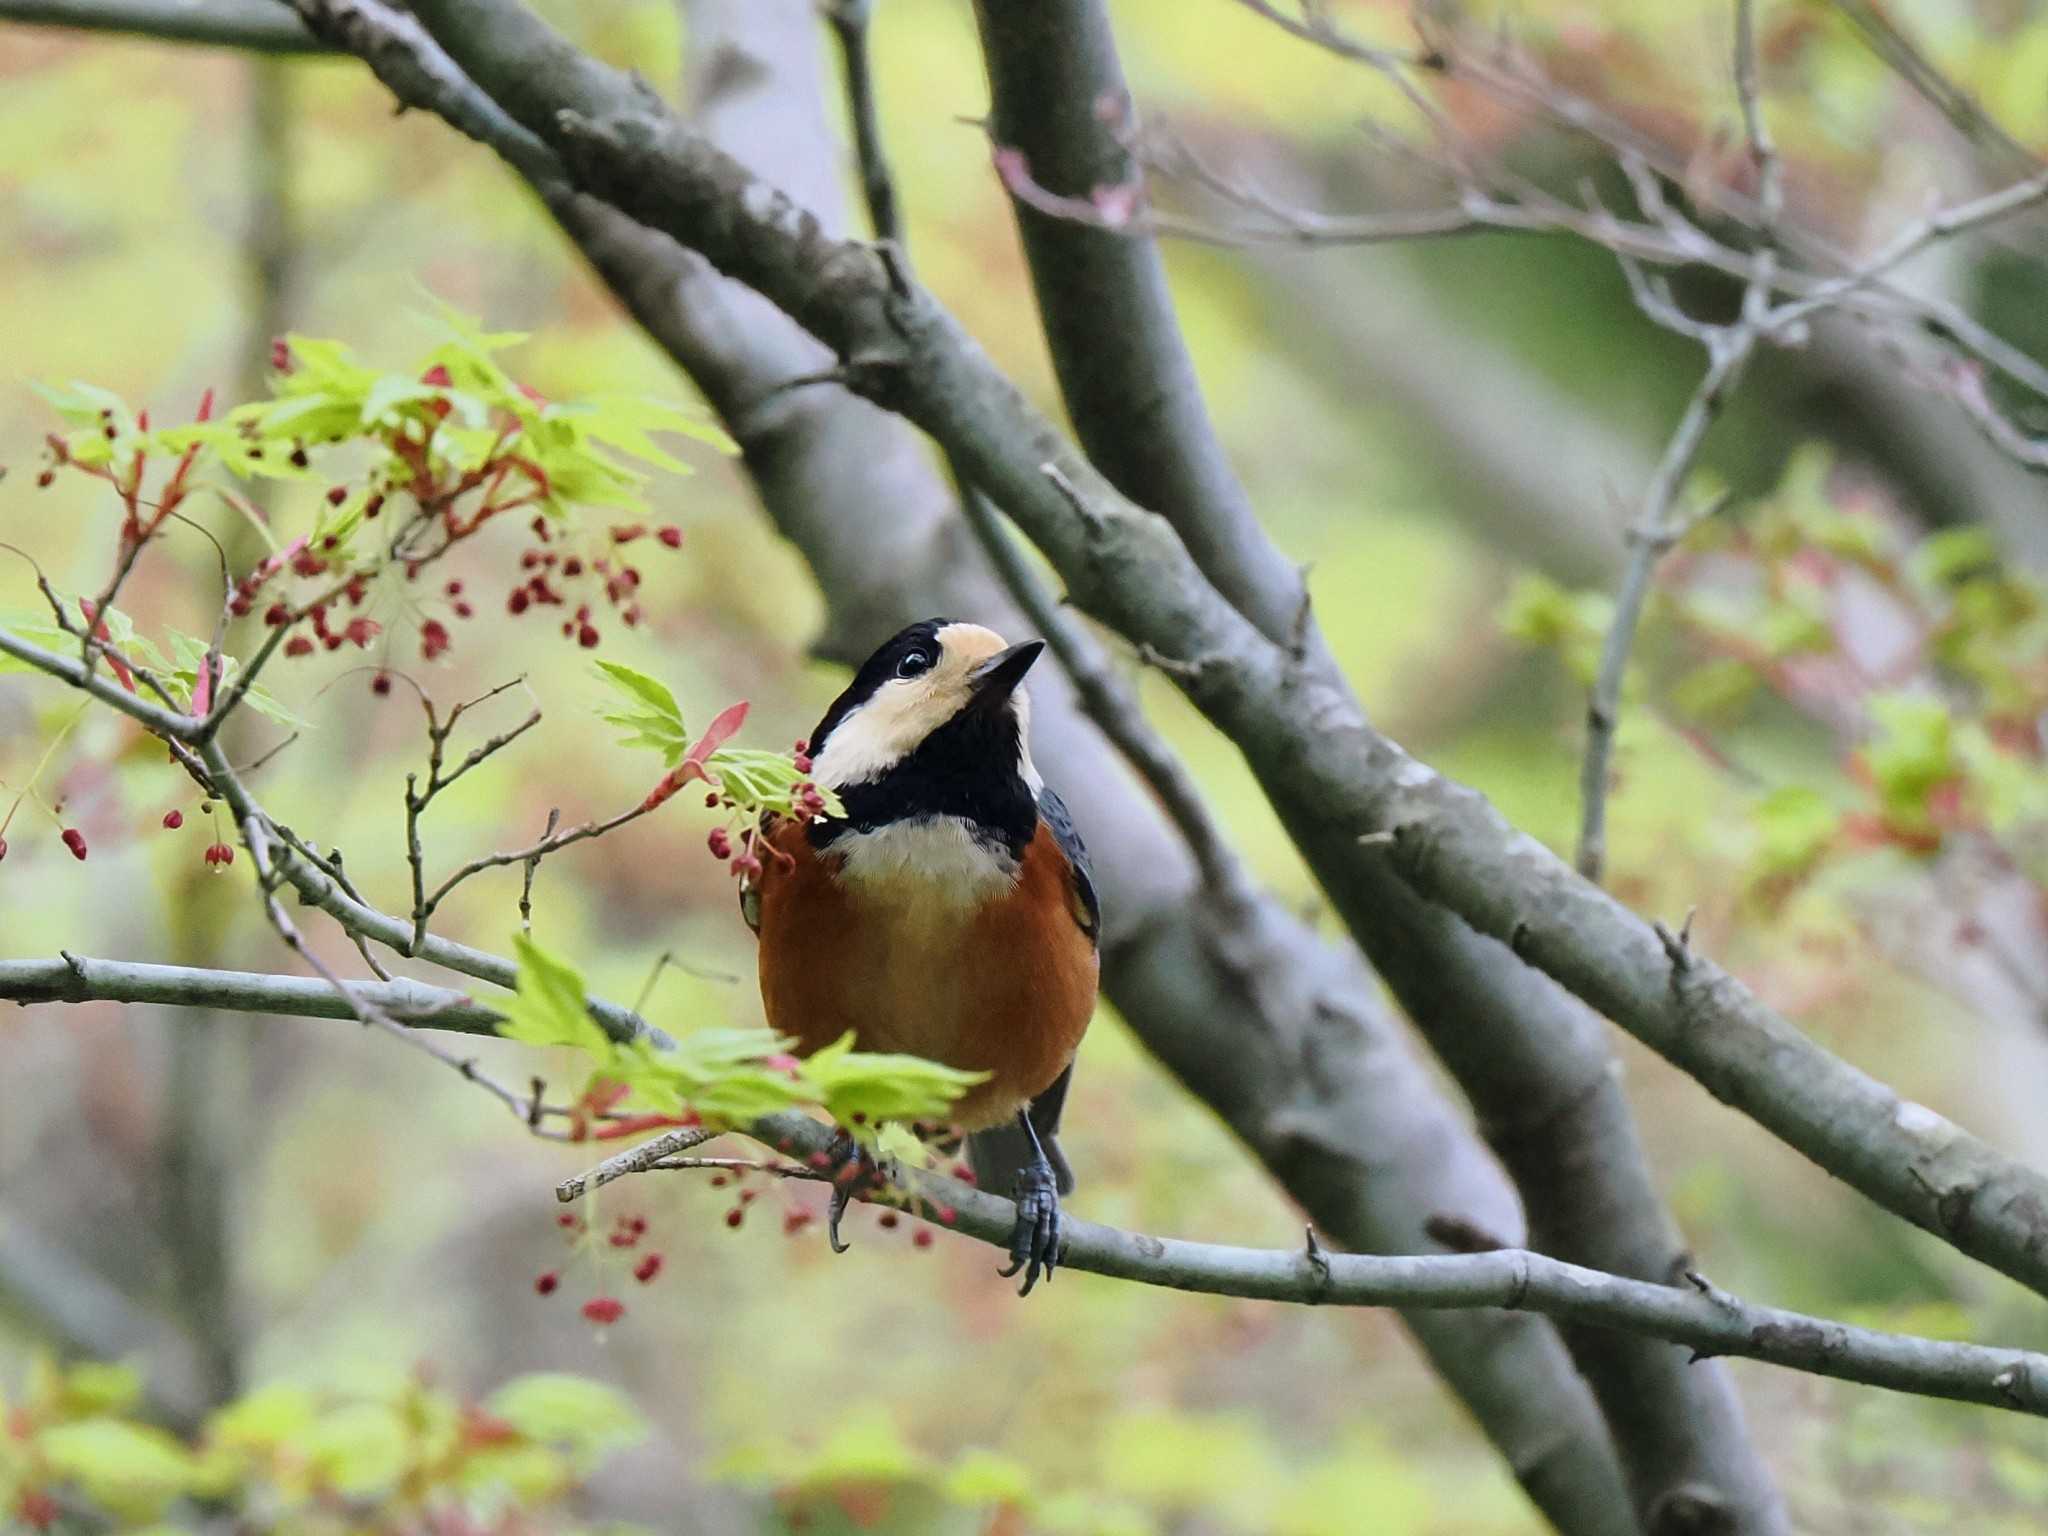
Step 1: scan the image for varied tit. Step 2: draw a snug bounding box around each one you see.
[742,619,1099,1292]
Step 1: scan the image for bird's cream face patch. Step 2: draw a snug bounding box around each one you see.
[812,622,1020,790]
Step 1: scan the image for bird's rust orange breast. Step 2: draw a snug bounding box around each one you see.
[754,817,1097,1130]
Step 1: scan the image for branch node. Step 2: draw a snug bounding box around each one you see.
[1654,916,1695,972]
[1302,1225,1333,1301]
[1040,461,1106,533]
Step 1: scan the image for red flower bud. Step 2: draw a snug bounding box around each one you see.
[270,338,292,372]
[581,1296,625,1325]
[913,1228,934,1249]
[453,601,474,620]
[707,827,732,860]
[162,810,184,830]
[657,526,683,549]
[577,624,600,649]
[35,470,53,489]
[371,672,392,697]
[61,829,87,861]
[284,636,314,658]
[263,602,289,627]
[325,485,347,506]
[420,620,451,661]
[633,1252,663,1284]
[0,837,8,861]
[534,1271,559,1296]
[724,1207,744,1229]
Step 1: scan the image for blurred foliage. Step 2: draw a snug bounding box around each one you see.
[8,1,2048,1533]
[2,1354,650,1532]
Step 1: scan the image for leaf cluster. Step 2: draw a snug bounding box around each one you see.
[498,934,983,1134]
[0,1355,649,1534]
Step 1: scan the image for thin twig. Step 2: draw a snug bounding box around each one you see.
[823,0,899,246]
[554,1125,719,1202]
[1575,2,1778,883]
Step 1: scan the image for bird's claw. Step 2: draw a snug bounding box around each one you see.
[823,1131,887,1254]
[996,1157,1062,1295]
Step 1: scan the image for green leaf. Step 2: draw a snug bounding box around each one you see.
[804,1408,931,1484]
[485,1374,649,1464]
[1752,786,1841,880]
[58,1362,143,1417]
[1912,527,2002,588]
[39,1419,197,1513]
[1866,692,1956,821]
[302,1402,408,1497]
[1670,658,1758,720]
[165,630,310,730]
[498,935,609,1054]
[800,1033,985,1126]
[458,1442,574,1503]
[943,1449,1033,1506]
[593,659,689,765]
[206,1384,318,1452]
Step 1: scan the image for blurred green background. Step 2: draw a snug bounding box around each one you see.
[7,1,2048,1531]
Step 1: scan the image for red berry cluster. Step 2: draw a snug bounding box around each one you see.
[534,1207,668,1333]
[500,518,683,649]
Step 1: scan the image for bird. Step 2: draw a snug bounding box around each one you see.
[741,618,1099,1292]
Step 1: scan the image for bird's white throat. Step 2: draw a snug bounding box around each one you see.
[829,815,1020,914]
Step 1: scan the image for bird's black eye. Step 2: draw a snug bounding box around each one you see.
[895,647,934,679]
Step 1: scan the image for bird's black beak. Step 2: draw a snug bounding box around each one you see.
[968,640,1044,706]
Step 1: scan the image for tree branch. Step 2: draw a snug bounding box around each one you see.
[0,954,509,1031]
[0,0,328,51]
[12,953,2048,1420]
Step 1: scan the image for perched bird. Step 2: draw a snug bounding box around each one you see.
[743,619,1099,1291]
